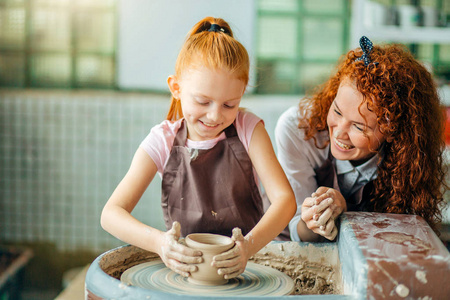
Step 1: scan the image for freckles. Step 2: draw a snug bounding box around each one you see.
[350,134,369,150]
[326,112,333,123]
[333,129,343,138]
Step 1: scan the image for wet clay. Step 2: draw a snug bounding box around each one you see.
[99,246,160,280]
[185,233,235,285]
[250,252,338,295]
[374,232,432,254]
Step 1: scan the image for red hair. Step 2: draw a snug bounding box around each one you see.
[166,17,250,121]
[299,43,447,232]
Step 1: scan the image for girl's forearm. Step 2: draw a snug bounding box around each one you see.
[245,197,296,258]
[101,204,163,255]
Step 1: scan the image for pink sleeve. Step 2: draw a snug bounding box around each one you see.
[235,110,263,152]
[139,119,182,176]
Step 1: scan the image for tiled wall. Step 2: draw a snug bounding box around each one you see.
[0,89,298,253]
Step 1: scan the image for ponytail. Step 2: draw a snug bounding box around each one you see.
[188,17,233,37]
[166,95,183,121]
[166,17,250,121]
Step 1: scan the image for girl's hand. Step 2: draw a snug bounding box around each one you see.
[159,221,203,277]
[212,228,248,279]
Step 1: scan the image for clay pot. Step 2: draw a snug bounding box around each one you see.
[185,233,235,285]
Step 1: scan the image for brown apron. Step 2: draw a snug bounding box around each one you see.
[161,120,264,237]
[314,151,375,211]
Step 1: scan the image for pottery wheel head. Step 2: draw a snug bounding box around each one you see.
[121,260,294,296]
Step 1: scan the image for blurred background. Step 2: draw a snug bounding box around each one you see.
[0,0,449,299]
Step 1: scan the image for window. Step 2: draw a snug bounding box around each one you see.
[0,0,116,89]
[256,0,350,94]
[388,0,450,82]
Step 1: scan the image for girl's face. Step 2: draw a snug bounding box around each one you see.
[172,67,245,141]
[327,79,386,165]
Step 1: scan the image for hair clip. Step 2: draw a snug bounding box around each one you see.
[208,23,225,33]
[356,36,378,66]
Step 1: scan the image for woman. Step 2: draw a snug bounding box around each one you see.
[275,36,447,242]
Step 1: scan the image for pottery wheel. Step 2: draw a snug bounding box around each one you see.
[121,260,294,296]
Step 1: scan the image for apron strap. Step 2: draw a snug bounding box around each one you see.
[224,122,238,138]
[173,120,187,147]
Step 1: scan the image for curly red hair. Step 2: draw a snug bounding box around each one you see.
[300,43,447,232]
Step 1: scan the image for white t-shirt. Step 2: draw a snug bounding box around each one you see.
[275,106,329,241]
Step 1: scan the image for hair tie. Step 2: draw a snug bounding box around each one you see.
[356,36,378,66]
[208,23,226,33]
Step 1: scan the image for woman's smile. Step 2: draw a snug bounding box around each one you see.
[334,138,354,150]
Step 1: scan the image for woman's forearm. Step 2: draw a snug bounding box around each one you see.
[296,218,325,242]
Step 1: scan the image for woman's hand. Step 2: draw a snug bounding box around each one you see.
[158,221,203,277]
[301,194,337,240]
[301,187,346,240]
[313,187,347,219]
[212,228,249,279]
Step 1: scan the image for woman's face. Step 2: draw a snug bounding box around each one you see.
[327,79,386,165]
[172,67,245,141]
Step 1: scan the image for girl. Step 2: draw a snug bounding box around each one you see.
[275,36,447,242]
[101,17,296,279]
